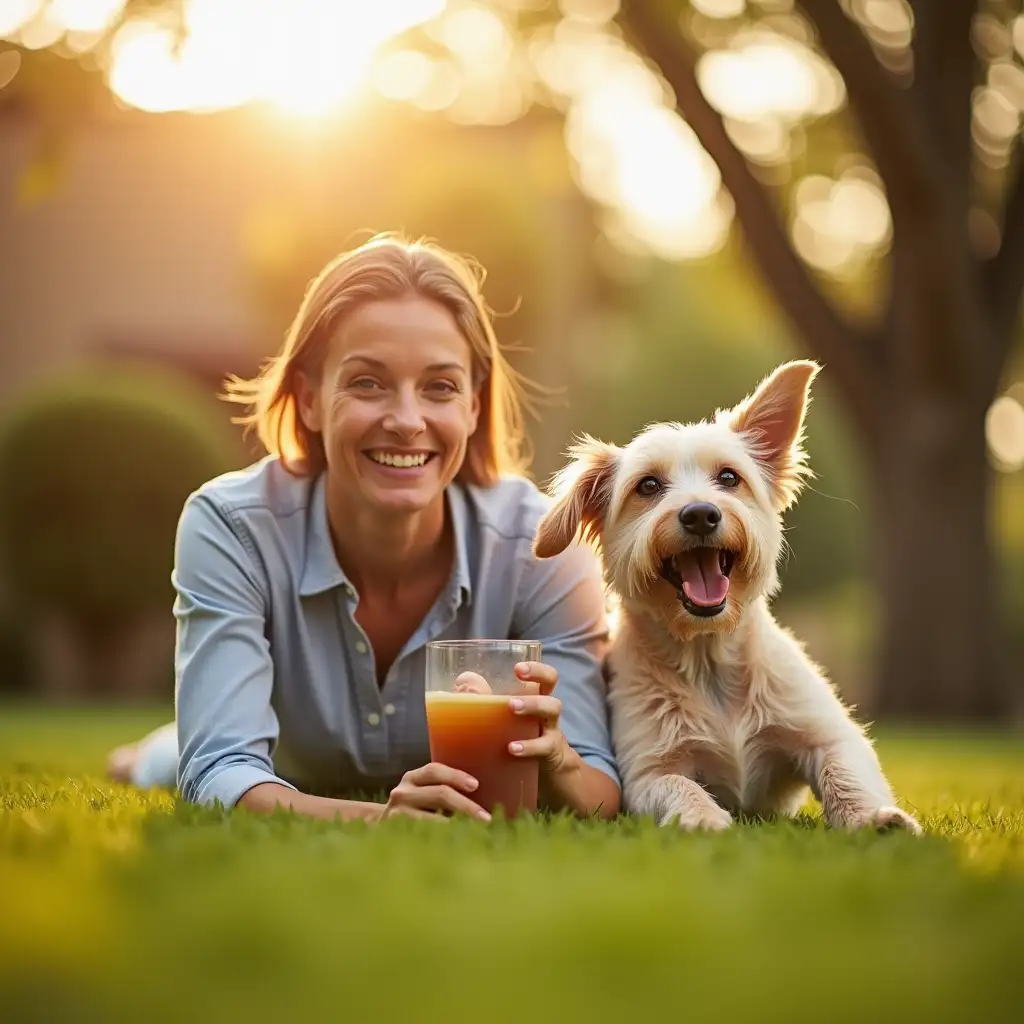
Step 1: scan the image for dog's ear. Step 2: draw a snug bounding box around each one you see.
[534,436,620,558]
[727,360,820,509]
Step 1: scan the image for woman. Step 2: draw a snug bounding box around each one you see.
[109,235,620,823]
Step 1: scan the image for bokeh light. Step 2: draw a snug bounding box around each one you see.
[50,0,125,33]
[986,395,1024,472]
[692,0,746,18]
[10,0,66,49]
[697,29,845,122]
[104,0,445,116]
[535,11,853,262]
[0,0,898,271]
[853,0,913,46]
[791,166,891,275]
[374,49,437,103]
[537,20,731,259]
[0,47,20,90]
[0,0,43,38]
[429,2,527,124]
[558,0,621,26]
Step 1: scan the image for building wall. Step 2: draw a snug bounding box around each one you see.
[0,109,288,405]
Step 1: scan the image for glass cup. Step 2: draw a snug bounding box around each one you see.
[425,639,543,819]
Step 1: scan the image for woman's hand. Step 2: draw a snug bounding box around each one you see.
[506,661,582,781]
[380,762,492,822]
[506,660,621,819]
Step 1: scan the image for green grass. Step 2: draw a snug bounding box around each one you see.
[1,705,1022,1024]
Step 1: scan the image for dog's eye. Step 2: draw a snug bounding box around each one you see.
[717,468,741,488]
[636,476,661,497]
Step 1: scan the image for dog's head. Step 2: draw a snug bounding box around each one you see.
[534,360,819,640]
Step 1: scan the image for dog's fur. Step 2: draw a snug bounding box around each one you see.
[535,361,920,833]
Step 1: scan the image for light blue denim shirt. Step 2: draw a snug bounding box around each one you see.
[173,456,619,809]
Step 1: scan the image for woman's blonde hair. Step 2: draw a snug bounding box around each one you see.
[224,234,534,486]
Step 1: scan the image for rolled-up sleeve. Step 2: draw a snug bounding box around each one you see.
[513,540,620,789]
[173,493,296,809]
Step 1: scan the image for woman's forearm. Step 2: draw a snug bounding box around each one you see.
[238,782,384,823]
[239,769,621,824]
[543,759,621,820]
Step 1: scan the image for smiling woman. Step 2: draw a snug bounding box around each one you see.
[229,237,526,493]
[107,234,621,824]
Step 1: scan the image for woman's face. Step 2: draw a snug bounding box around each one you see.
[297,295,481,515]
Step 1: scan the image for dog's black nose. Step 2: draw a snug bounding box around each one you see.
[679,502,722,536]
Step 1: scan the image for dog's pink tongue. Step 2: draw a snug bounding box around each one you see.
[678,549,729,607]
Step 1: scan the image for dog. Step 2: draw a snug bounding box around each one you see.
[535,360,920,834]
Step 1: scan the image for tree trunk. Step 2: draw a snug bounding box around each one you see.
[868,388,1008,720]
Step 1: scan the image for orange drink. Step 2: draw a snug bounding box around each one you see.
[425,691,540,817]
[424,640,542,819]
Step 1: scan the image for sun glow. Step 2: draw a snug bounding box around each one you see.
[104,0,445,116]
[0,0,883,271]
[534,15,856,264]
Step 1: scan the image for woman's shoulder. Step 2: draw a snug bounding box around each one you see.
[187,455,315,521]
[459,475,605,620]
[175,458,318,585]
[460,473,554,543]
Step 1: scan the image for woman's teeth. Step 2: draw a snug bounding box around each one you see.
[369,451,429,468]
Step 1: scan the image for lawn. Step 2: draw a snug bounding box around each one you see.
[1,705,1022,1024]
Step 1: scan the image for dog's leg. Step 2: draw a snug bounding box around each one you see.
[628,774,733,831]
[802,731,921,835]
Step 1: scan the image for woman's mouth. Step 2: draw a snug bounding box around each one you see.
[364,449,436,470]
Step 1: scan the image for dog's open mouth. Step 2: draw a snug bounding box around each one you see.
[660,549,736,618]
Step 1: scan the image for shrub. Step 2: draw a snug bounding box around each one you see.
[0,360,242,631]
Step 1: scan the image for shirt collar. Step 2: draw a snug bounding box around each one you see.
[299,472,349,598]
[299,473,473,606]
[445,482,474,607]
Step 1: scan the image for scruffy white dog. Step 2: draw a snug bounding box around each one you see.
[535,361,920,834]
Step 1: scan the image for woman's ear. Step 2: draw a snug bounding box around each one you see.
[534,436,620,558]
[467,384,482,438]
[294,369,323,433]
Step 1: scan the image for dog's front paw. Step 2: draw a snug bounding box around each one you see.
[845,806,922,835]
[869,806,922,835]
[658,802,733,832]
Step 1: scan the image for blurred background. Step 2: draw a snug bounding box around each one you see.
[0,0,1020,725]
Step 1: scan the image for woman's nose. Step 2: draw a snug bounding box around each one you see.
[382,389,426,437]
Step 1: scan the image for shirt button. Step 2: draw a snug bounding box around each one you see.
[367,712,381,726]
[355,640,368,654]
[383,703,396,716]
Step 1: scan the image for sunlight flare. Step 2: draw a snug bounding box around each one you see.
[107,0,445,116]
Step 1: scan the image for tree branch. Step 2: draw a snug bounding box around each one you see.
[901,0,988,395]
[805,0,983,396]
[796,0,940,225]
[617,1,874,423]
[907,0,978,209]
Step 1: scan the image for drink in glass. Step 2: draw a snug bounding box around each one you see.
[424,640,542,818]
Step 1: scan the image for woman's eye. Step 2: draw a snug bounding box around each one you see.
[428,380,459,395]
[636,476,661,497]
[717,468,741,488]
[351,378,382,391]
